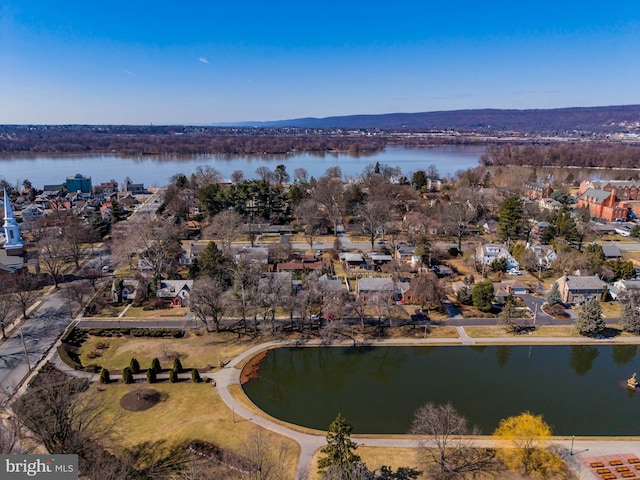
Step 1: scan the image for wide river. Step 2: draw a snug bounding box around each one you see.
[0,145,484,188]
[242,345,640,436]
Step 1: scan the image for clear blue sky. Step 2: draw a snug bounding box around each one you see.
[1,1,639,125]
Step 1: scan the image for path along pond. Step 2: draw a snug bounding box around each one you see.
[241,345,640,436]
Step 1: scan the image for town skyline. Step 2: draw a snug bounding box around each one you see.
[1,1,639,125]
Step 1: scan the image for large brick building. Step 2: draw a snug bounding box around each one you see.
[577,188,629,222]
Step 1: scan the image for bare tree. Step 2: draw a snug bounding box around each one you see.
[255,166,273,183]
[206,210,243,252]
[357,198,391,250]
[191,165,222,189]
[410,402,497,480]
[0,294,17,339]
[312,174,345,236]
[230,259,261,332]
[36,227,68,288]
[61,281,93,318]
[114,218,183,276]
[231,170,244,184]
[191,277,229,332]
[61,215,97,269]
[13,371,117,461]
[230,429,294,480]
[293,167,308,183]
[10,275,40,320]
[295,199,329,251]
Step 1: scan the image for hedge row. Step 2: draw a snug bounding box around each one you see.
[56,345,82,370]
[86,328,184,338]
[60,326,87,347]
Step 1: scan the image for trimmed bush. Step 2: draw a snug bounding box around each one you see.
[57,345,82,370]
[146,369,157,384]
[169,369,178,383]
[191,368,201,383]
[173,358,183,373]
[99,368,111,384]
[122,367,134,384]
[150,358,161,373]
[130,358,141,374]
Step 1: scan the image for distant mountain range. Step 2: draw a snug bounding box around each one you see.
[224,104,640,133]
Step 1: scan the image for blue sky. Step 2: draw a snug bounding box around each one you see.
[1,1,639,124]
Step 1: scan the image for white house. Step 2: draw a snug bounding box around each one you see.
[476,244,519,270]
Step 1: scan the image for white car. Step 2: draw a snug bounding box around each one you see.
[507,269,523,276]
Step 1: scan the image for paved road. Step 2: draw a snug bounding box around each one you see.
[0,288,74,401]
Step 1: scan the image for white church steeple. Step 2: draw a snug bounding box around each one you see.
[3,188,24,256]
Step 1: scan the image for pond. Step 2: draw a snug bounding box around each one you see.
[241,345,640,435]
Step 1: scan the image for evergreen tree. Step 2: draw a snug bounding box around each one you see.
[318,413,361,478]
[169,369,179,383]
[99,368,110,384]
[146,369,157,384]
[173,358,183,373]
[122,367,134,384]
[546,282,562,306]
[574,298,605,337]
[150,358,161,373]
[620,301,640,334]
[191,368,201,383]
[499,295,518,333]
[456,286,473,306]
[130,357,140,374]
[498,195,523,243]
[472,280,494,313]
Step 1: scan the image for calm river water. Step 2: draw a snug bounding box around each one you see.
[0,145,483,188]
[242,345,640,435]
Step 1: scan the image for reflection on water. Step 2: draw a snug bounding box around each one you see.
[0,146,483,187]
[242,345,640,435]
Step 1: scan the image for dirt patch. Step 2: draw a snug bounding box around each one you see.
[120,388,162,411]
[240,351,268,384]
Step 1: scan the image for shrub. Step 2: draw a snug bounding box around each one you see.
[448,247,460,257]
[99,368,111,384]
[122,367,134,384]
[173,358,183,373]
[191,368,201,383]
[57,346,82,370]
[169,369,178,383]
[146,369,157,384]
[150,358,161,373]
[130,358,141,374]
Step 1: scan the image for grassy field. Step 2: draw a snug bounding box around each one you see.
[79,331,260,371]
[308,446,422,480]
[465,324,633,339]
[123,306,190,318]
[88,382,299,477]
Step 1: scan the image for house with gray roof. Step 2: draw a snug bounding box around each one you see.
[555,275,606,304]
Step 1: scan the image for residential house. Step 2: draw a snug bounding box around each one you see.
[156,279,193,307]
[539,198,562,211]
[493,280,529,302]
[555,275,606,304]
[476,244,519,270]
[340,252,365,272]
[395,244,420,268]
[526,243,557,270]
[356,276,410,303]
[111,278,140,303]
[20,204,46,223]
[601,244,623,260]
[179,242,209,265]
[524,182,553,200]
[481,219,499,234]
[318,274,347,295]
[532,221,552,237]
[231,245,269,265]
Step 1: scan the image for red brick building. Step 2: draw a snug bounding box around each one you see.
[577,188,629,222]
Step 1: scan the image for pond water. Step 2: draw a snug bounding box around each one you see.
[241,345,640,435]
